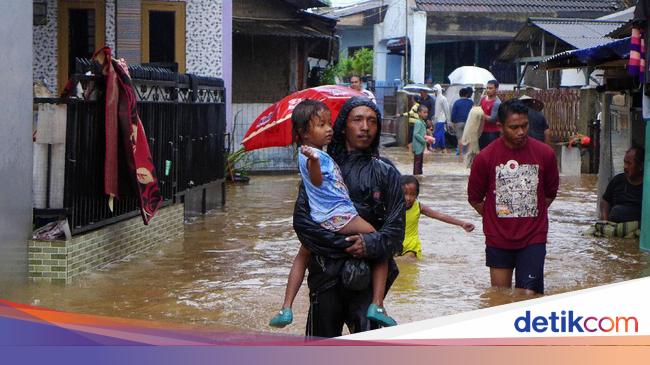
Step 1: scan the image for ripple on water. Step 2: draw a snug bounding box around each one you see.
[1,149,648,334]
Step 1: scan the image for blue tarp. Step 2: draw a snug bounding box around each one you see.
[539,37,630,69]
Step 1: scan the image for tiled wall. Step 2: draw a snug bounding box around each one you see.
[28,204,184,284]
[32,0,58,91]
[34,0,225,92]
[185,0,223,77]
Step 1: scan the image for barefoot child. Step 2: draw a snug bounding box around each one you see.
[269,99,396,328]
[400,175,475,259]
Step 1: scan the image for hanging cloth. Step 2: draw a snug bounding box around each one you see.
[93,46,162,224]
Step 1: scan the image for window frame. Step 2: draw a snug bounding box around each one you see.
[57,0,106,93]
[141,1,186,73]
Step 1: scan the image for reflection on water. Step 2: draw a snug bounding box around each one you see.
[1,147,648,335]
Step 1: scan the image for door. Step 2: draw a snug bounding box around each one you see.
[57,0,105,93]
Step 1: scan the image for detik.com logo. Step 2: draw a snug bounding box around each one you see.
[514,310,638,333]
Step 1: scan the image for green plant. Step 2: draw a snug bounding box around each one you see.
[350,48,373,77]
[336,57,354,78]
[225,147,267,181]
[318,49,374,84]
[320,63,337,85]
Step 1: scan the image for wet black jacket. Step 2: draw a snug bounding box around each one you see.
[292,97,405,293]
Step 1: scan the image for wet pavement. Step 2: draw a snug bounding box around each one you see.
[2,147,649,335]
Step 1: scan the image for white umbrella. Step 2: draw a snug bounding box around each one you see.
[447,66,495,85]
[402,83,433,93]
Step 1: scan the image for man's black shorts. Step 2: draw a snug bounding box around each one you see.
[485,243,546,294]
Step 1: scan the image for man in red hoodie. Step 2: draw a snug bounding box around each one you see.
[468,99,559,295]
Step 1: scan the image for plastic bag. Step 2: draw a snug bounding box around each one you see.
[32,220,71,241]
[340,258,370,291]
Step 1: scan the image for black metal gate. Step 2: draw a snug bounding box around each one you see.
[33,65,226,234]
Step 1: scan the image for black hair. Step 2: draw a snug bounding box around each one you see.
[417,104,428,113]
[291,99,328,145]
[400,175,419,196]
[459,87,473,98]
[628,146,645,168]
[497,98,529,125]
[487,79,499,89]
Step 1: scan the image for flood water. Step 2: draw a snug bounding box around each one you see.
[2,147,649,335]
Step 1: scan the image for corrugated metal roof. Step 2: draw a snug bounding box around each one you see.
[415,0,622,13]
[537,37,630,70]
[314,0,385,19]
[498,17,625,60]
[531,18,625,49]
[233,20,335,39]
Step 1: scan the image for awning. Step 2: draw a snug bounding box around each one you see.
[386,36,410,53]
[536,37,630,70]
[233,19,335,39]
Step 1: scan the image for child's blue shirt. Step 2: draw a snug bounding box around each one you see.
[298,147,357,223]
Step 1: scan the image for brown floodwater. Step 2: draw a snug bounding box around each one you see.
[2,147,649,335]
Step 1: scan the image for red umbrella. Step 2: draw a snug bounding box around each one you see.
[241,85,365,151]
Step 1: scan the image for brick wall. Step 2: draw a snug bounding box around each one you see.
[28,204,184,284]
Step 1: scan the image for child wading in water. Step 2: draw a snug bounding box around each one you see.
[400,175,475,259]
[269,99,396,328]
[412,104,429,175]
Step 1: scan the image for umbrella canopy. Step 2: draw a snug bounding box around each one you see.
[447,66,496,85]
[402,83,433,93]
[241,85,365,151]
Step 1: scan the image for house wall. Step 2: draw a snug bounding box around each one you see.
[374,0,427,83]
[233,34,291,103]
[29,204,184,283]
[338,26,374,57]
[425,13,530,40]
[234,0,296,19]
[223,0,232,136]
[33,0,225,92]
[0,0,33,282]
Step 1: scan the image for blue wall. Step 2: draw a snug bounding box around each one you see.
[338,26,374,57]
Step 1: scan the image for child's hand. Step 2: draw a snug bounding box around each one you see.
[462,222,475,232]
[300,146,320,160]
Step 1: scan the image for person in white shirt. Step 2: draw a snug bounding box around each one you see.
[431,84,450,152]
[350,75,377,104]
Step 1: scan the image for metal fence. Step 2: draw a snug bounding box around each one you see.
[231,103,297,172]
[34,67,226,234]
[229,81,401,173]
[497,88,580,142]
[372,80,400,117]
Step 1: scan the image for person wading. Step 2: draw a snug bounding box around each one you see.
[293,97,405,337]
[468,99,559,295]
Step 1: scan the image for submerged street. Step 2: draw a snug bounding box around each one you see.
[3,147,649,335]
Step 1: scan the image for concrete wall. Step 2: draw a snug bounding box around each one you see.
[233,35,291,103]
[410,10,427,83]
[223,0,233,138]
[29,204,184,284]
[338,26,374,57]
[0,0,33,282]
[424,12,528,40]
[373,0,426,83]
